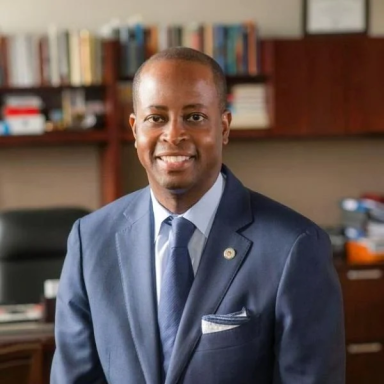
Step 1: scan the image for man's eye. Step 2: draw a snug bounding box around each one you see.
[187,114,204,122]
[147,115,164,123]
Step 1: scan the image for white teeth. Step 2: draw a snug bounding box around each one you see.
[161,156,190,163]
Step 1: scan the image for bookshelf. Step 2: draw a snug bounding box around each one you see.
[0,23,273,205]
[0,85,105,92]
[0,38,122,205]
[0,130,108,146]
[1,29,384,384]
[120,125,272,143]
[4,32,384,207]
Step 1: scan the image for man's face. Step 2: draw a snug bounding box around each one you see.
[130,59,231,200]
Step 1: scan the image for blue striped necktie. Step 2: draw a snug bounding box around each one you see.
[158,216,195,377]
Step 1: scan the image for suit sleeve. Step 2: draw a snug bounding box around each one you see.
[50,219,107,384]
[273,227,346,384]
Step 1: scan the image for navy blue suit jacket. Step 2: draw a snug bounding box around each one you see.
[51,165,345,383]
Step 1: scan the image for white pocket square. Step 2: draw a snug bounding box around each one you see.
[201,307,250,335]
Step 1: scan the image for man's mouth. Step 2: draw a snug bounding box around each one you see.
[156,154,195,171]
[159,156,193,163]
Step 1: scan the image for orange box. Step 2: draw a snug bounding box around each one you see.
[346,239,384,264]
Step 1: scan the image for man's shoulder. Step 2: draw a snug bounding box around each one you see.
[247,188,325,237]
[222,165,325,238]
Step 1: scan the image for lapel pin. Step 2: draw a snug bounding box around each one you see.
[223,248,236,260]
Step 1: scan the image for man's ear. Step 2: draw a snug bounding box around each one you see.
[129,113,137,147]
[221,110,231,145]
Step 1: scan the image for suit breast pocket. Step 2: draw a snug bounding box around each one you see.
[196,314,260,352]
[184,315,268,384]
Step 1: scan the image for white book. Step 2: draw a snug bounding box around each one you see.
[69,30,82,86]
[8,36,20,86]
[48,25,60,86]
[231,112,270,129]
[158,25,168,51]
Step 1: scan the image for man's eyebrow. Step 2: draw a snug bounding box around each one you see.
[145,104,207,111]
[182,103,206,110]
[146,105,168,111]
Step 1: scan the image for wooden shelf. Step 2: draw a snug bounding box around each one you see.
[0,130,108,147]
[120,74,268,83]
[226,74,268,83]
[0,84,106,92]
[120,128,272,142]
[229,128,271,139]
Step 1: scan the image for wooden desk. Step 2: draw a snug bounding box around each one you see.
[0,322,55,384]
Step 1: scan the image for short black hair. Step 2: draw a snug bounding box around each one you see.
[132,47,227,112]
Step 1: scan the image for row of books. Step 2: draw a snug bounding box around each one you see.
[0,20,262,88]
[0,29,104,88]
[109,22,261,78]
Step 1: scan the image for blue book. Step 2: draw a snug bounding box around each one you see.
[213,24,226,72]
[241,24,248,74]
[134,24,145,68]
[225,26,236,75]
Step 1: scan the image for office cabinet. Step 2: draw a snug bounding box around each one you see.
[304,38,346,137]
[269,37,384,138]
[337,263,384,384]
[270,38,345,137]
[266,39,307,136]
[346,341,384,384]
[345,38,384,134]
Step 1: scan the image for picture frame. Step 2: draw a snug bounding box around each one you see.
[303,0,369,36]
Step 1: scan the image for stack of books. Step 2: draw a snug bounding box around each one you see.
[340,196,384,264]
[227,84,269,129]
[1,95,45,135]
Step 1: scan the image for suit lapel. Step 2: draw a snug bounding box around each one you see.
[165,167,254,384]
[115,189,161,384]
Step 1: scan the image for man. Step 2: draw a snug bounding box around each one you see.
[51,47,345,383]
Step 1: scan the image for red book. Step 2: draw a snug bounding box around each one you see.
[3,107,40,116]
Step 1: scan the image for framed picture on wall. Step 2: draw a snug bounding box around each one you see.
[303,0,369,35]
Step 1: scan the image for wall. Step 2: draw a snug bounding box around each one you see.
[0,146,101,209]
[1,0,384,225]
[2,0,383,36]
[0,0,303,36]
[223,139,384,226]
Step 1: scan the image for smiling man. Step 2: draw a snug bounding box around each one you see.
[51,48,345,384]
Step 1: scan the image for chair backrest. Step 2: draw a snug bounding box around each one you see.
[0,343,42,384]
[0,207,90,305]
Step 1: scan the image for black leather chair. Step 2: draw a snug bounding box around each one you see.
[0,207,90,305]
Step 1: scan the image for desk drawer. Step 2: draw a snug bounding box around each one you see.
[338,267,384,340]
[346,341,384,384]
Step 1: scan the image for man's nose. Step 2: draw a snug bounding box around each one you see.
[161,118,187,145]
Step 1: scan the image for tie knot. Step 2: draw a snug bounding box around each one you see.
[169,216,195,248]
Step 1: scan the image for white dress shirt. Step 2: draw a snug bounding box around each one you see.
[151,173,225,304]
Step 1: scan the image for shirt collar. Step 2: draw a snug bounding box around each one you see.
[151,172,224,240]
